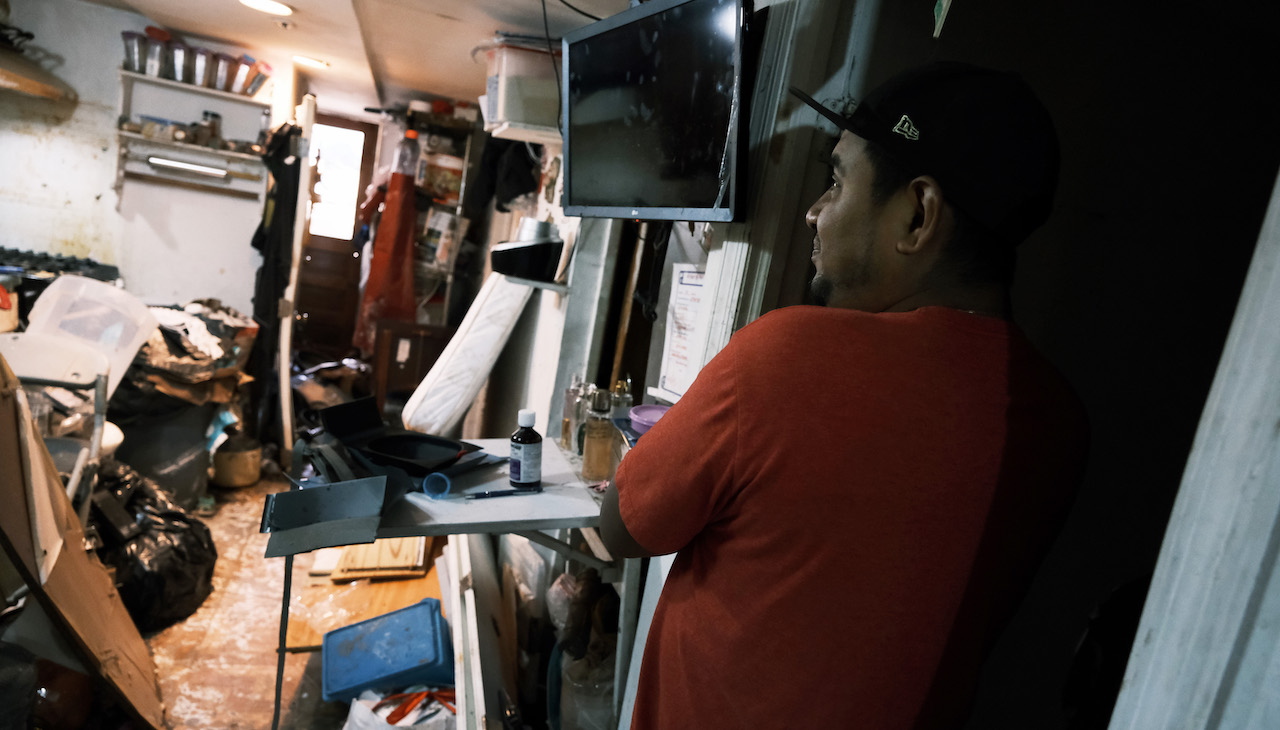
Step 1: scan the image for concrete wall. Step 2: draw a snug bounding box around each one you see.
[1,0,292,314]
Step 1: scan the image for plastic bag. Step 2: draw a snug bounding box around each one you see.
[0,643,36,730]
[546,572,579,633]
[342,688,456,730]
[94,461,218,632]
[560,655,613,730]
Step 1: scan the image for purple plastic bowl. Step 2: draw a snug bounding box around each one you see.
[629,404,670,435]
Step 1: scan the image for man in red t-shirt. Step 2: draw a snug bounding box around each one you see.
[600,63,1089,729]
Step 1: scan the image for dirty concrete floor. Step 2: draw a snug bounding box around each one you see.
[144,476,348,729]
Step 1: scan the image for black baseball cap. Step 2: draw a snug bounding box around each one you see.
[790,62,1060,246]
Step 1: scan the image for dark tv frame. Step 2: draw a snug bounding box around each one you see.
[560,0,747,222]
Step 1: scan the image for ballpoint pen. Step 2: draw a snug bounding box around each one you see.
[466,486,543,500]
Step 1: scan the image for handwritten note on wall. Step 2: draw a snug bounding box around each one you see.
[658,264,705,399]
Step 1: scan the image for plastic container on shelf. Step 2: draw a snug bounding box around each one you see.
[191,47,212,87]
[169,42,190,83]
[321,598,453,702]
[628,404,670,435]
[483,45,561,131]
[143,36,166,77]
[213,52,237,91]
[393,129,420,177]
[418,153,464,204]
[121,31,145,73]
[243,60,272,96]
[24,275,158,399]
[229,54,255,94]
[143,26,170,78]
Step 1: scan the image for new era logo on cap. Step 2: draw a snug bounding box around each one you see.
[892,115,920,140]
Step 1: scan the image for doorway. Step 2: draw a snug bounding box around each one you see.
[294,113,379,357]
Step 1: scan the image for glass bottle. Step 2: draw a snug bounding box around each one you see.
[581,390,616,483]
[575,383,596,455]
[561,374,584,449]
[392,129,419,178]
[610,378,633,420]
[509,408,542,489]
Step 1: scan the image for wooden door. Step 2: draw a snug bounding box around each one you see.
[294,113,379,356]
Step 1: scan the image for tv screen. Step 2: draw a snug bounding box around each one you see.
[562,0,744,222]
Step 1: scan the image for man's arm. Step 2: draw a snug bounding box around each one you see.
[599,482,661,559]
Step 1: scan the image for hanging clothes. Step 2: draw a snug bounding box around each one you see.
[245,123,301,443]
[352,169,418,354]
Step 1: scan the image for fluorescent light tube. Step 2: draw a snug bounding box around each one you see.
[147,157,228,178]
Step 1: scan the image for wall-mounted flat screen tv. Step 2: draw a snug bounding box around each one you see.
[561,0,745,222]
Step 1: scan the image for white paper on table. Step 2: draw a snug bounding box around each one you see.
[657,264,706,399]
[15,388,64,584]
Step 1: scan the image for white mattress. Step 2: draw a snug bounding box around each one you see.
[401,273,533,436]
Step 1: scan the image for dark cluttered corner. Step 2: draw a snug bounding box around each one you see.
[0,266,265,725]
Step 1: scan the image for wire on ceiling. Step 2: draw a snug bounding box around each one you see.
[559,0,602,21]
[540,0,565,133]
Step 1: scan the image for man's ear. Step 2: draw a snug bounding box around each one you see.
[895,175,949,256]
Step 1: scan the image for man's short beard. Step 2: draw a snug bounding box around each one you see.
[808,274,832,306]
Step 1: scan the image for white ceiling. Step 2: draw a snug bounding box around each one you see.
[95,0,629,118]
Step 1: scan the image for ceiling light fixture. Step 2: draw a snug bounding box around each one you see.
[293,55,330,69]
[239,0,294,17]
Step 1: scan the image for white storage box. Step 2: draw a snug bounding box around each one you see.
[483,45,561,133]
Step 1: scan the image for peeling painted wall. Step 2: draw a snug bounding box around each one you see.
[0,0,123,267]
[0,0,286,314]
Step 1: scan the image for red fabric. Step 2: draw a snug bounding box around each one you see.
[616,306,1088,729]
[353,172,418,353]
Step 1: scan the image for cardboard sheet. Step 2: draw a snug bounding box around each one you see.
[0,355,164,727]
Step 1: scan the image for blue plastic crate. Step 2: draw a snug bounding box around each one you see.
[321,597,454,702]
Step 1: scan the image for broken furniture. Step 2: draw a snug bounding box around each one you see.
[0,354,165,727]
[0,332,109,525]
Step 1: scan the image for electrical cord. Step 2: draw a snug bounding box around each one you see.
[559,0,602,21]
[540,0,565,133]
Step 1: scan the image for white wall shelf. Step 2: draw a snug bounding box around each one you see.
[117,131,265,163]
[118,69,270,109]
[115,69,269,202]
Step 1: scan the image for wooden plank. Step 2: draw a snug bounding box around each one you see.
[285,539,444,652]
[330,536,429,580]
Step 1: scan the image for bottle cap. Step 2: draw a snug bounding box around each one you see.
[405,129,419,139]
[591,390,611,413]
[517,409,536,427]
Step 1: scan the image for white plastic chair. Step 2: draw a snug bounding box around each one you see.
[0,332,110,523]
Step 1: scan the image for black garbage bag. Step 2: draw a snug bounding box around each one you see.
[93,461,218,632]
[0,643,36,730]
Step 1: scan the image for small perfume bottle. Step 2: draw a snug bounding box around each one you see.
[561,374,583,449]
[581,390,616,482]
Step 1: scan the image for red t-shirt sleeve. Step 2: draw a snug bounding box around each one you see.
[613,337,742,556]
